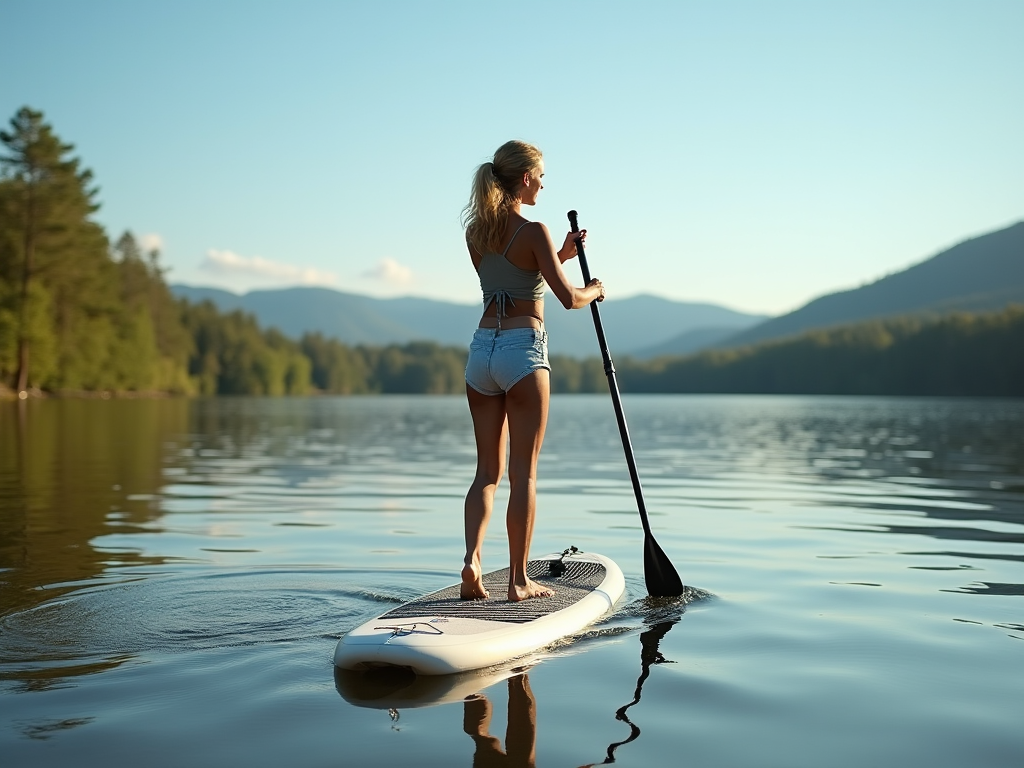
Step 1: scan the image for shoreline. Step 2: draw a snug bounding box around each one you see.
[0,385,177,401]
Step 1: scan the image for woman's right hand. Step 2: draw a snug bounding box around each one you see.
[558,229,586,263]
[587,278,605,302]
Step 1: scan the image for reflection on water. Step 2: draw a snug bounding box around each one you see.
[334,591,704,766]
[443,612,683,768]
[0,400,188,617]
[463,673,539,768]
[1,395,1022,767]
[3,397,1020,620]
[337,619,685,768]
[587,617,681,766]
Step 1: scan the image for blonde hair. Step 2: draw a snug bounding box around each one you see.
[462,140,543,254]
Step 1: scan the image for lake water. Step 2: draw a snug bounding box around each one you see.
[1,395,1022,767]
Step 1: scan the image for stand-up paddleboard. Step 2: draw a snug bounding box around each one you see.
[334,550,624,675]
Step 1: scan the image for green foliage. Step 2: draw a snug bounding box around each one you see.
[0,106,113,391]
[549,354,606,394]
[613,307,1024,397]
[301,332,372,394]
[110,232,195,393]
[362,341,467,394]
[180,302,311,396]
[0,281,14,368]
[0,280,58,388]
[299,334,468,395]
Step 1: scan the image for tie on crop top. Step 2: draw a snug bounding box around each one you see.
[478,222,545,328]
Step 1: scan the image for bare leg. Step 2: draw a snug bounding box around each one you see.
[463,694,503,758]
[506,674,538,767]
[505,370,553,602]
[462,384,507,599]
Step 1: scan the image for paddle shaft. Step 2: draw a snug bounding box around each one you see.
[567,210,651,536]
[567,211,683,597]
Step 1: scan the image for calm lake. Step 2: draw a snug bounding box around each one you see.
[1,395,1022,767]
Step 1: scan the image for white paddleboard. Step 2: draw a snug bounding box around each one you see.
[334,550,625,675]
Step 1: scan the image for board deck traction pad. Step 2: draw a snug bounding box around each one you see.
[380,558,607,624]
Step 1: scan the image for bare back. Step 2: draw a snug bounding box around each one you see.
[469,216,580,329]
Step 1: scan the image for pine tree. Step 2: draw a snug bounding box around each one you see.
[0,107,108,392]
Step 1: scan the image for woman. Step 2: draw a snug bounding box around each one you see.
[461,140,605,602]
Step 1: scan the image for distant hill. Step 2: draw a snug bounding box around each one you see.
[719,220,1024,349]
[171,285,478,347]
[544,293,767,358]
[627,326,747,360]
[170,285,766,358]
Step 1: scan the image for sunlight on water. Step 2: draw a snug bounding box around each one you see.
[1,395,1021,767]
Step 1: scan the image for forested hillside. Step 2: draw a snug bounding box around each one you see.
[614,307,1024,397]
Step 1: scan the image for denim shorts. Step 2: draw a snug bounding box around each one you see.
[465,327,551,396]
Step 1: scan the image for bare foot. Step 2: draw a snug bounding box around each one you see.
[461,563,489,600]
[508,578,554,602]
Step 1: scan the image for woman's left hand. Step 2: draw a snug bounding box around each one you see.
[557,229,586,263]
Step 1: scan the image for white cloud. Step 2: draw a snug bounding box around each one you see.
[139,233,164,253]
[362,257,414,286]
[201,249,337,286]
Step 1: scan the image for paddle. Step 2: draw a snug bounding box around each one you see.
[567,210,684,597]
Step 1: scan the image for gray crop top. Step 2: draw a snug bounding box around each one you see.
[478,222,545,326]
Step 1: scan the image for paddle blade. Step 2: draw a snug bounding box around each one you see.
[643,535,684,597]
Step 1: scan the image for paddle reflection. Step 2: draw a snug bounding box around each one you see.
[457,613,680,768]
[580,617,680,766]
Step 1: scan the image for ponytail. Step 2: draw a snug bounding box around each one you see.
[462,141,543,254]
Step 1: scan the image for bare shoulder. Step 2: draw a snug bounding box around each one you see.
[504,221,553,270]
[522,220,553,247]
[526,220,550,236]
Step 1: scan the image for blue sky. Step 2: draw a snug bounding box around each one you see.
[3,0,1022,315]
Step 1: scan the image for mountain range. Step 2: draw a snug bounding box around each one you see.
[172,218,1023,359]
[717,220,1024,349]
[169,284,767,358]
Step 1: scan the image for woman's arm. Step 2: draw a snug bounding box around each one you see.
[529,223,604,310]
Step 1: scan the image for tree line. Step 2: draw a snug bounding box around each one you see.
[2,107,1021,398]
[613,307,1024,397]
